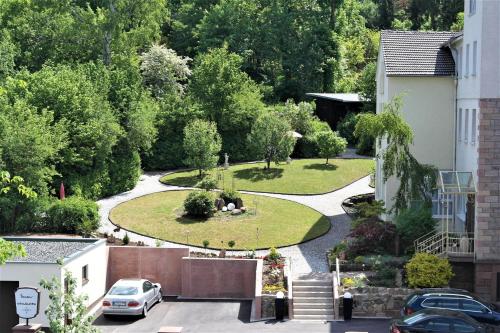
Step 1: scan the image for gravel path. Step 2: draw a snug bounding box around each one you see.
[98,170,373,276]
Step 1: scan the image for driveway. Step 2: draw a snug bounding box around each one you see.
[93,299,390,333]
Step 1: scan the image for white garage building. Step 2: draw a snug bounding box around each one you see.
[0,237,107,330]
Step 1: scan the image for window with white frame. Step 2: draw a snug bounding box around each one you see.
[465,44,470,77]
[432,190,453,218]
[472,41,477,76]
[458,108,462,142]
[465,109,469,143]
[471,109,477,145]
[469,0,476,15]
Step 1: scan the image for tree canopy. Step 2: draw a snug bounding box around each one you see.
[0,0,463,233]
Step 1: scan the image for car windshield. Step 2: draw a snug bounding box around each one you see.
[404,313,428,325]
[109,286,138,295]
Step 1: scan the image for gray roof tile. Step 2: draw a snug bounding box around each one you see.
[5,237,99,263]
[381,30,458,77]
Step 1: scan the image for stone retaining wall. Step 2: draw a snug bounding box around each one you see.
[343,286,413,318]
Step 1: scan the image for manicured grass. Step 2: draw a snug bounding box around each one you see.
[109,190,330,250]
[160,158,374,194]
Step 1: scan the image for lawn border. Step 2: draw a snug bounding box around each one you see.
[159,158,375,196]
[106,188,332,251]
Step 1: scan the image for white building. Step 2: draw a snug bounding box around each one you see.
[0,237,107,330]
[376,0,500,304]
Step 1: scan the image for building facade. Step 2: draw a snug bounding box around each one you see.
[376,0,500,304]
[0,237,107,329]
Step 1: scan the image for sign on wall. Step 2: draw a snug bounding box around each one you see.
[15,287,40,320]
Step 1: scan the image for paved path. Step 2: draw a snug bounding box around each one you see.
[98,170,373,276]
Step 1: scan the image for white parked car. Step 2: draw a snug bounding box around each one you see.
[102,279,162,317]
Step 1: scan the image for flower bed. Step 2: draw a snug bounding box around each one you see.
[261,248,287,294]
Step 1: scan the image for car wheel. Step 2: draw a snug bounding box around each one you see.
[142,303,148,318]
[158,290,163,303]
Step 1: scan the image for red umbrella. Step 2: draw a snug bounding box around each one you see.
[59,182,65,200]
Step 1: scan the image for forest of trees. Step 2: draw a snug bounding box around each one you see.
[0,0,463,233]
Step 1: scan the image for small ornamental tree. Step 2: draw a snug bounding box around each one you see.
[405,253,454,288]
[40,270,99,333]
[355,95,437,214]
[248,111,295,169]
[315,130,347,164]
[183,119,222,177]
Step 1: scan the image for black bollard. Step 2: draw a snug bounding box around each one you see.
[343,291,353,321]
[275,291,285,321]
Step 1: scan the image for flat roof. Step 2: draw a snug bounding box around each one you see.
[3,237,103,264]
[306,93,364,103]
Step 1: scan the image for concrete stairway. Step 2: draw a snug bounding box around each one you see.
[292,273,334,321]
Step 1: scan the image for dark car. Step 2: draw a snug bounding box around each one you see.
[402,289,500,326]
[391,308,487,333]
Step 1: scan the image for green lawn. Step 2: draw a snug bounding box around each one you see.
[161,158,374,194]
[109,190,330,250]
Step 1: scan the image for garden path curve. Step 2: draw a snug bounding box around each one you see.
[97,171,373,276]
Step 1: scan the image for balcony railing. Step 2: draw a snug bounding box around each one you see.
[415,232,474,257]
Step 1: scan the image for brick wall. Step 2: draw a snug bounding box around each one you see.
[475,98,500,303]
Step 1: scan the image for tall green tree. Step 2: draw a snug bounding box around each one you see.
[189,47,264,161]
[183,119,222,177]
[248,111,295,169]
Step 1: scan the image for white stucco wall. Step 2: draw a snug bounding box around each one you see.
[376,75,455,217]
[0,263,61,327]
[62,239,108,310]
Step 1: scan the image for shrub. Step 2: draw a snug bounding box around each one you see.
[220,189,240,204]
[122,233,130,245]
[268,247,281,261]
[202,240,210,249]
[196,176,218,191]
[354,256,364,264]
[353,200,386,219]
[347,220,396,256]
[262,283,286,293]
[328,241,348,259]
[371,266,397,287]
[405,253,454,288]
[46,196,99,235]
[336,112,357,145]
[396,204,437,254]
[341,277,355,288]
[184,190,214,218]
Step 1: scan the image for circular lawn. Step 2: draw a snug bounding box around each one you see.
[160,158,374,195]
[109,190,330,250]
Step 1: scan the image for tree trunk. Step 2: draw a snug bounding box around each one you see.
[266,159,271,169]
[102,0,116,66]
[326,157,329,165]
[199,169,202,178]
